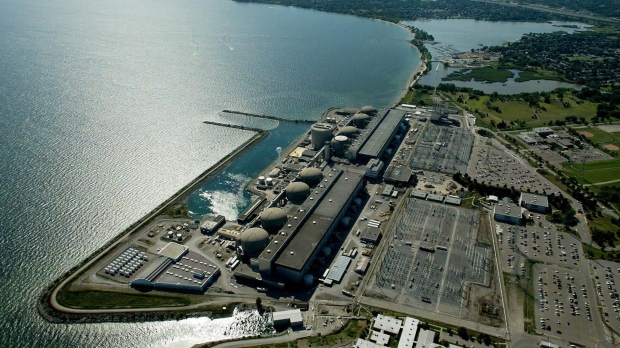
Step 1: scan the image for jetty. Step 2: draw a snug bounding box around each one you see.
[203,121,265,133]
[221,110,315,123]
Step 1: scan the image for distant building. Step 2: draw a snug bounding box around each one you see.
[519,192,550,213]
[493,198,523,225]
[445,195,461,206]
[272,309,303,328]
[533,127,554,138]
[384,165,413,185]
[199,214,225,234]
[365,158,384,178]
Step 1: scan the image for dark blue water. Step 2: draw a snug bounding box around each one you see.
[0,0,418,346]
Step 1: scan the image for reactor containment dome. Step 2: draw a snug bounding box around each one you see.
[299,167,323,186]
[260,207,288,233]
[239,227,270,254]
[285,182,311,203]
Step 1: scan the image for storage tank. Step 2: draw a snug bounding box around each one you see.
[260,207,287,233]
[351,113,371,128]
[258,176,266,185]
[176,233,183,241]
[303,274,314,286]
[299,167,323,186]
[310,123,335,150]
[341,216,351,227]
[331,135,349,157]
[238,227,270,255]
[285,182,310,203]
[168,231,174,239]
[338,126,359,137]
[266,177,273,186]
[360,105,377,115]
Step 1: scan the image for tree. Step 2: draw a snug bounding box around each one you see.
[256,297,263,313]
[457,327,469,340]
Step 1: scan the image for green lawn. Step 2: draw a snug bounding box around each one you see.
[514,69,563,82]
[574,126,620,148]
[445,68,514,83]
[562,158,620,184]
[57,290,191,309]
[448,92,597,128]
[589,214,620,234]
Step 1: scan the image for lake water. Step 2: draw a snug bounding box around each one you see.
[403,19,588,93]
[0,0,418,346]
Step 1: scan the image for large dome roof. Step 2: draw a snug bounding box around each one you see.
[239,227,269,254]
[299,167,323,186]
[360,106,377,114]
[351,113,371,128]
[260,207,287,232]
[286,182,310,202]
[339,126,359,136]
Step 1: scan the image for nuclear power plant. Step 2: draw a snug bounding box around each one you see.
[216,105,410,288]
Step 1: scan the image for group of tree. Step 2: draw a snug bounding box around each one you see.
[452,172,521,201]
[234,0,573,23]
[486,31,620,90]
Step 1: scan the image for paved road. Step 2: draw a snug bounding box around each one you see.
[210,330,312,348]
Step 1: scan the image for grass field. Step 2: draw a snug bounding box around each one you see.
[562,158,620,184]
[57,290,192,309]
[445,68,514,83]
[574,127,620,149]
[514,69,563,82]
[447,92,597,128]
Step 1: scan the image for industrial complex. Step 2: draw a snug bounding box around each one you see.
[54,98,620,348]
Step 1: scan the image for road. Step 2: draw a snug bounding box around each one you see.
[471,0,619,23]
[210,330,312,348]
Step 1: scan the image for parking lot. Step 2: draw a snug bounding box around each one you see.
[533,263,598,346]
[591,260,620,335]
[371,198,491,316]
[531,148,567,165]
[409,124,473,175]
[565,147,613,163]
[468,144,559,195]
[495,220,583,274]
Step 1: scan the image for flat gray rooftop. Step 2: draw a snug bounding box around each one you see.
[358,109,405,158]
[520,192,549,208]
[257,168,343,263]
[275,169,364,271]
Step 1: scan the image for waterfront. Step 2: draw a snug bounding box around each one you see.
[0,0,418,346]
[404,19,588,93]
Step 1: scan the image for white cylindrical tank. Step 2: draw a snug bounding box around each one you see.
[258,176,266,185]
[168,231,174,238]
[311,123,335,150]
[176,233,183,241]
[266,177,273,186]
[332,135,348,157]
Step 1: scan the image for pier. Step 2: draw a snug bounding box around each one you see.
[203,121,266,133]
[221,110,315,123]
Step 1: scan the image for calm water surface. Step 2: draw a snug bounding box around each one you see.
[403,19,588,93]
[0,0,418,346]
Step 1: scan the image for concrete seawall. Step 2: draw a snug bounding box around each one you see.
[43,130,268,320]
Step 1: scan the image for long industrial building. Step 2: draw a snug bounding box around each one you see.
[231,106,410,287]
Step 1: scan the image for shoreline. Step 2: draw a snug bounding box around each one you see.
[39,12,427,342]
[41,130,268,322]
